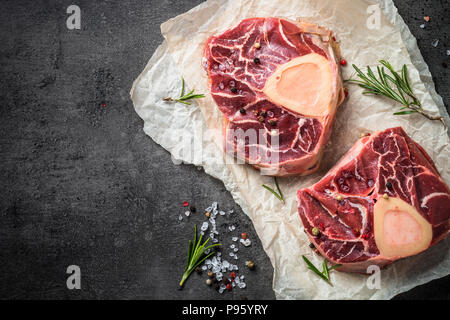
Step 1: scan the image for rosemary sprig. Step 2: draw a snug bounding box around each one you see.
[262,177,284,203]
[179,225,221,288]
[302,255,342,285]
[347,60,446,128]
[163,77,205,105]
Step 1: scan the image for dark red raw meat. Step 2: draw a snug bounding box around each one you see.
[297,127,450,272]
[203,18,344,176]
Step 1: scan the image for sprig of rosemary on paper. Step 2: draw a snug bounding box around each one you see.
[347,60,446,128]
[179,225,221,288]
[302,255,342,285]
[262,177,284,203]
[163,77,205,105]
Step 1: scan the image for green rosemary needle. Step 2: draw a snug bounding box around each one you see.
[347,60,446,128]
[179,225,221,288]
[302,255,342,285]
[262,176,284,203]
[163,77,205,105]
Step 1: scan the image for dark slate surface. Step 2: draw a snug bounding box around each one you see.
[0,0,448,300]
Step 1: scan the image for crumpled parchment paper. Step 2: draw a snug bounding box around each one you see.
[131,0,450,299]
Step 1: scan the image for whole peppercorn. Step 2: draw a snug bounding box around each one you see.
[340,59,347,66]
[189,205,196,213]
[247,260,255,270]
[222,276,229,284]
[206,279,212,286]
[254,42,261,49]
[312,227,320,236]
[336,195,343,201]
[195,266,202,274]
[208,271,214,278]
[239,108,246,114]
[268,119,277,126]
[205,211,211,218]
[230,86,238,93]
[260,110,267,117]
[241,232,247,240]
[383,193,389,200]
[309,243,315,249]
[229,271,236,279]
[254,57,261,64]
[257,116,265,123]
[226,283,232,291]
[385,182,392,189]
[214,283,220,290]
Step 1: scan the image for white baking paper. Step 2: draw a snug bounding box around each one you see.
[131,0,450,299]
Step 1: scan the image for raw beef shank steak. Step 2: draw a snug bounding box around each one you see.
[297,127,450,272]
[203,18,344,176]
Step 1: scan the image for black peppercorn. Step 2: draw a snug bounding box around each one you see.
[268,119,276,126]
[195,266,202,274]
[239,108,246,114]
[385,182,392,189]
[309,243,315,249]
[260,110,266,117]
[253,57,260,64]
[230,86,238,93]
[189,205,196,213]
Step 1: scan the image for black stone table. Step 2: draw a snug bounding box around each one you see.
[0,0,448,299]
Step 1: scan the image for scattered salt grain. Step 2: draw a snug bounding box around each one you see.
[228,225,236,232]
[431,39,439,48]
[419,24,425,29]
[178,215,183,221]
[219,210,226,216]
[232,236,238,242]
[240,238,252,247]
[184,211,190,217]
[233,248,239,252]
[230,244,235,249]
[238,282,246,289]
[202,265,208,271]
[229,252,235,257]
[201,222,209,231]
[447,49,450,56]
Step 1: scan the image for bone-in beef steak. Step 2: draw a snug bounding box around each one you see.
[297,127,450,272]
[203,18,344,176]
